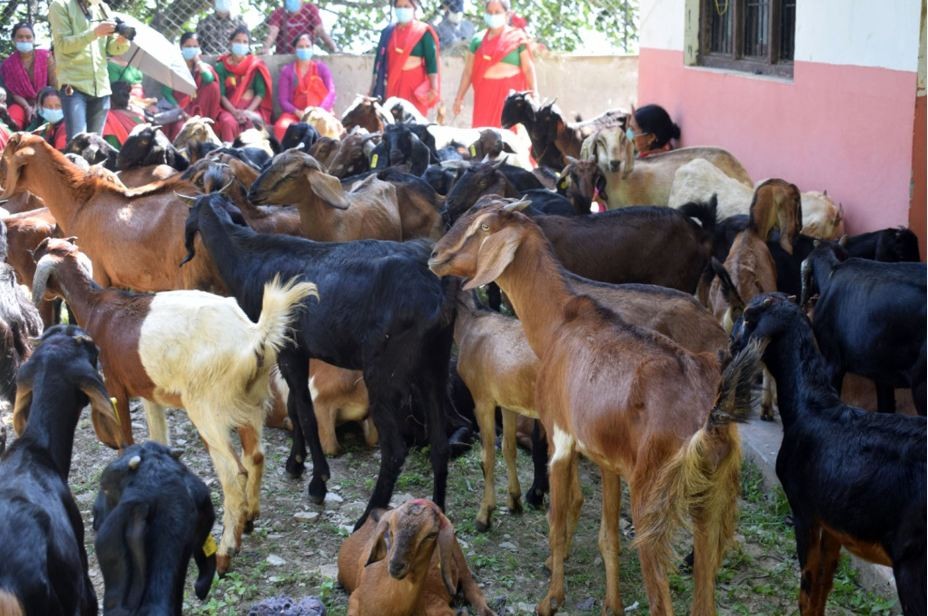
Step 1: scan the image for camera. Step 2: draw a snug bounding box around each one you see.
[114,17,136,41]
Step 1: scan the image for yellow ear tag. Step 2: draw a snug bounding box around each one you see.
[110,397,121,426]
[469,145,477,157]
[370,153,379,168]
[558,177,569,190]
[203,535,218,557]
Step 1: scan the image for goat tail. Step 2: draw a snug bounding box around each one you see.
[632,340,764,571]
[678,194,718,236]
[0,590,23,616]
[710,257,746,328]
[253,275,319,362]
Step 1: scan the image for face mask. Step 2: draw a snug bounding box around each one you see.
[295,47,313,61]
[625,127,635,142]
[484,13,506,29]
[285,0,300,12]
[448,11,463,24]
[14,41,34,53]
[214,0,230,13]
[41,107,63,124]
[395,7,414,24]
[231,42,250,57]
[181,46,200,61]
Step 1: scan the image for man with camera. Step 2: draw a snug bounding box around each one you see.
[48,0,132,139]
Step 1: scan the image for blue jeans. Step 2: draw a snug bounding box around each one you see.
[60,87,110,140]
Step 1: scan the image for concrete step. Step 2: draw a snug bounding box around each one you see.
[737,420,900,607]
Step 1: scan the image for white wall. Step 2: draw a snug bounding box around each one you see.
[639,0,923,72]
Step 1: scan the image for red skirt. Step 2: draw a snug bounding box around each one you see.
[472,72,526,128]
[388,63,430,117]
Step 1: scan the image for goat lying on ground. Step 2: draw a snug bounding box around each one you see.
[33,237,317,572]
[337,498,495,616]
[731,293,926,615]
[0,133,223,294]
[801,242,926,415]
[182,193,458,530]
[93,441,217,614]
[430,196,763,615]
[0,325,124,615]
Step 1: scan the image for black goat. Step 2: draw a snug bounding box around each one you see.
[800,242,926,414]
[117,125,189,171]
[281,122,321,152]
[371,123,436,175]
[422,163,468,195]
[63,131,119,170]
[500,91,564,169]
[731,293,926,615]
[844,227,921,262]
[0,325,124,615]
[93,441,216,614]
[186,140,221,164]
[181,193,458,528]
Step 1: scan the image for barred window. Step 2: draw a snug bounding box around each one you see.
[700,0,796,77]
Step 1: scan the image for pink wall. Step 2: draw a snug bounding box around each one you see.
[638,48,919,234]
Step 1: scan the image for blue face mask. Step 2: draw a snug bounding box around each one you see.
[395,7,415,24]
[214,0,230,12]
[41,107,63,124]
[285,0,300,12]
[14,41,34,53]
[181,46,200,61]
[295,47,313,61]
[625,127,635,142]
[484,12,506,29]
[231,42,250,57]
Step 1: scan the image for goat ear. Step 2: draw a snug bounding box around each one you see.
[501,142,516,154]
[464,224,522,291]
[436,513,458,598]
[82,378,125,450]
[11,383,33,436]
[364,514,390,566]
[95,500,150,613]
[305,169,350,210]
[622,134,635,178]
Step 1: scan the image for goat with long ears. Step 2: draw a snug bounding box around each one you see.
[0,325,124,615]
[731,293,926,615]
[429,196,763,615]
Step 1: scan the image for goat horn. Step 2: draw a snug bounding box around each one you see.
[128,455,141,470]
[31,255,56,307]
[502,198,531,213]
[174,191,199,202]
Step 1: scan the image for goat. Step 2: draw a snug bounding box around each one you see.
[456,275,729,531]
[0,133,223,293]
[33,237,317,572]
[309,136,341,169]
[383,96,429,124]
[0,325,124,615]
[327,127,379,178]
[467,128,533,170]
[801,242,926,415]
[0,221,42,406]
[118,124,189,172]
[233,125,281,159]
[93,441,217,613]
[301,106,346,139]
[172,115,222,150]
[555,157,606,213]
[281,122,322,152]
[341,95,392,133]
[337,499,495,616]
[533,101,627,164]
[181,193,458,529]
[186,140,222,164]
[668,159,845,239]
[844,227,921,262]
[2,207,59,327]
[429,196,763,615]
[309,359,377,456]
[370,124,436,176]
[731,293,926,615]
[64,131,119,170]
[249,150,403,242]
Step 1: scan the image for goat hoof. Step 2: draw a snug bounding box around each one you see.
[536,593,562,616]
[448,426,474,459]
[244,520,255,534]
[526,489,545,510]
[509,497,523,514]
[285,456,305,478]
[307,477,327,505]
[216,554,232,577]
[475,517,491,533]
[678,548,694,574]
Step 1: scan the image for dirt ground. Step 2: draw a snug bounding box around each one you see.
[1,404,901,616]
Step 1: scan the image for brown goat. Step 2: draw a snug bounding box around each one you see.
[430,196,762,615]
[1,191,44,215]
[341,95,391,133]
[556,157,606,214]
[327,128,380,178]
[116,164,178,188]
[708,179,802,420]
[456,274,729,531]
[3,207,59,327]
[248,150,402,242]
[309,137,341,170]
[0,134,221,294]
[337,499,495,616]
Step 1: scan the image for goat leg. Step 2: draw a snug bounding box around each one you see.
[894,554,927,616]
[599,469,623,615]
[356,400,406,530]
[875,381,897,414]
[526,420,548,510]
[501,409,522,514]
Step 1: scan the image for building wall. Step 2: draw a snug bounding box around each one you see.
[638,0,924,238]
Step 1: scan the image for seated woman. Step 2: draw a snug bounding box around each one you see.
[160,31,222,141]
[0,23,55,129]
[628,103,680,158]
[102,81,147,148]
[452,0,538,128]
[273,33,335,142]
[215,26,273,142]
[26,86,67,150]
[370,0,440,117]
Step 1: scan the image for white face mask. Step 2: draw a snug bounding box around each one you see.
[448,11,463,24]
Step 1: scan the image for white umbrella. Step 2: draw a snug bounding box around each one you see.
[109,12,197,96]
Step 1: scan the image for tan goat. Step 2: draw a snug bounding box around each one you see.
[337,499,495,616]
[301,106,346,139]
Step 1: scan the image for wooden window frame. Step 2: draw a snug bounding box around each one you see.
[698,0,794,78]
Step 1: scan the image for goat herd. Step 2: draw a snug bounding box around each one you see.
[0,92,923,616]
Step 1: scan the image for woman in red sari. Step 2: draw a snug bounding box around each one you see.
[215,26,273,142]
[369,0,440,117]
[273,33,335,142]
[161,32,223,141]
[452,0,537,128]
[0,23,55,130]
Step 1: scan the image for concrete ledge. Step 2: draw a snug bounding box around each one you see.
[737,421,900,608]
